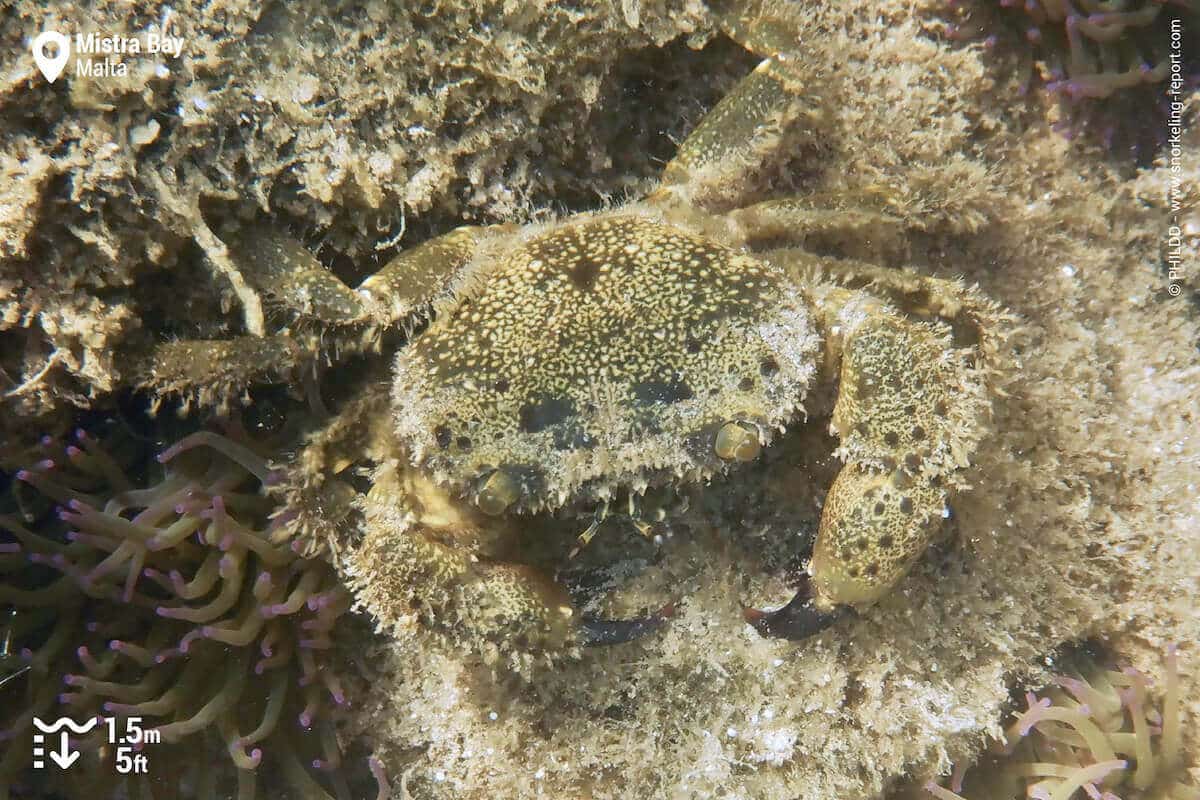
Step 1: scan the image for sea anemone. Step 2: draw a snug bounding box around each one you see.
[945,0,1199,160]
[0,418,358,800]
[925,646,1195,800]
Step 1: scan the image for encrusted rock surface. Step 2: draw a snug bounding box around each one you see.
[0,1,1196,799]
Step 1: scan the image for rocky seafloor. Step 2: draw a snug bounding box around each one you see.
[1,0,1198,799]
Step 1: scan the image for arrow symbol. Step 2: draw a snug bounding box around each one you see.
[48,732,79,769]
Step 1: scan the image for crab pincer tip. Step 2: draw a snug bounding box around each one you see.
[741,605,767,624]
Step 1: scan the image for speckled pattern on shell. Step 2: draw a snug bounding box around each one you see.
[391,213,821,510]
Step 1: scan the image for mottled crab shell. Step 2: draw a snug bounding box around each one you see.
[391,212,821,511]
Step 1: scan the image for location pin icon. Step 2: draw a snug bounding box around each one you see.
[32,30,70,84]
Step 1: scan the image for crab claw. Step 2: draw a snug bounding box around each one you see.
[579,602,677,647]
[742,575,849,640]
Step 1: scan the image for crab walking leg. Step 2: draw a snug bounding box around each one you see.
[650,53,823,209]
[714,2,810,61]
[748,292,988,639]
[139,335,305,406]
[136,225,369,402]
[232,224,490,330]
[229,226,372,327]
[817,259,1013,370]
[221,223,491,332]
[763,249,1012,375]
[356,225,489,325]
[138,225,491,404]
[727,198,911,264]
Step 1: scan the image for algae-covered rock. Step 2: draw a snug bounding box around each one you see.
[0,0,1196,799]
[0,0,721,427]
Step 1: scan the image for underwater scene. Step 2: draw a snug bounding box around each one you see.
[1,1,1198,798]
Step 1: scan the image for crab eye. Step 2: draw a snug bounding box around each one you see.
[714,421,762,462]
[474,469,522,516]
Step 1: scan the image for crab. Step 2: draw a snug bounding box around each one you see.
[142,10,1007,656]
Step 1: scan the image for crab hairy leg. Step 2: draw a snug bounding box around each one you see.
[137,224,491,405]
[138,335,305,411]
[712,1,807,63]
[650,28,823,209]
[228,226,372,328]
[814,257,1013,367]
[765,250,1013,372]
[748,292,989,639]
[727,197,911,264]
[230,223,491,331]
[356,225,490,326]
